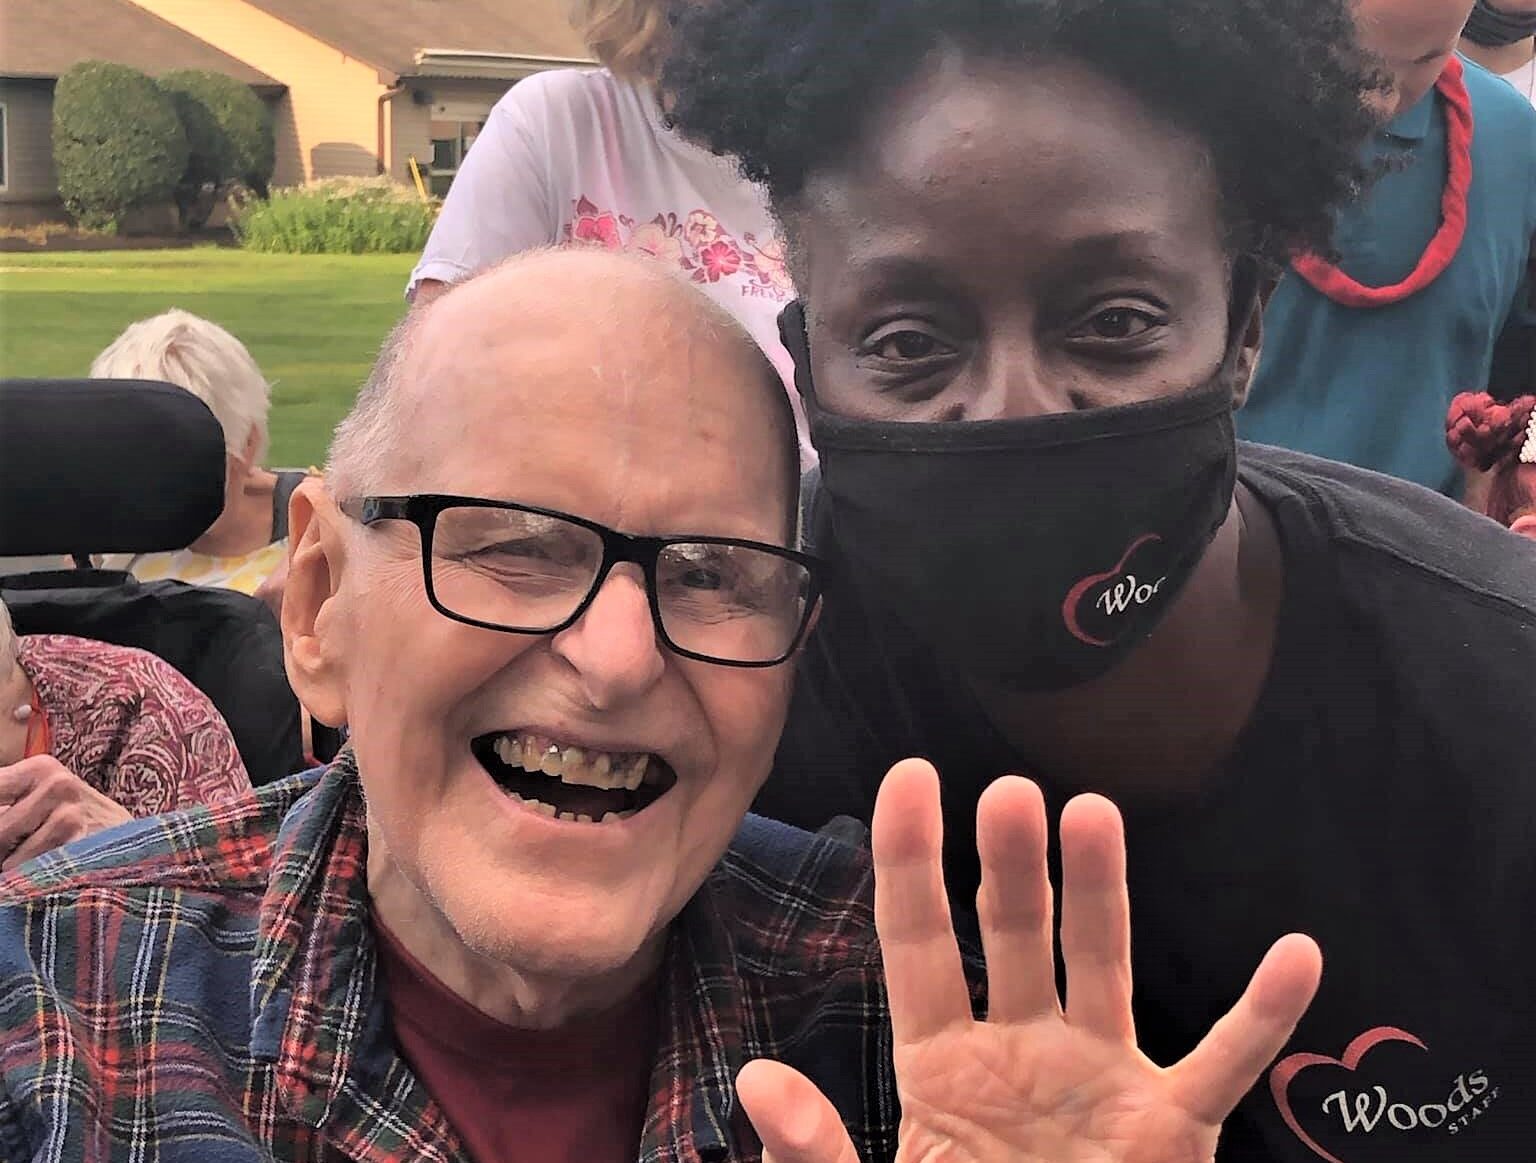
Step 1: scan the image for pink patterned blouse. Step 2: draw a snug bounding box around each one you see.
[18,635,251,815]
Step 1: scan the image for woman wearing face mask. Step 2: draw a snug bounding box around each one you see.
[1462,0,1536,104]
[665,1,1536,1159]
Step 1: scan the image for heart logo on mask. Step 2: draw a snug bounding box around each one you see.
[1060,534,1168,647]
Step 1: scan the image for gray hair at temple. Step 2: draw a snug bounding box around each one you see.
[324,249,803,541]
[323,308,422,502]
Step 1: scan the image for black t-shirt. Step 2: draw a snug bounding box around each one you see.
[766,444,1536,1161]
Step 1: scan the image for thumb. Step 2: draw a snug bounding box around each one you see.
[737,1059,860,1163]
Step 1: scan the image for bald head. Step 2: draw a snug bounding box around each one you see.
[328,248,799,539]
[1354,0,1476,117]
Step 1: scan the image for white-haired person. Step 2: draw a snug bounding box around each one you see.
[91,309,308,604]
[406,0,813,463]
[0,598,249,871]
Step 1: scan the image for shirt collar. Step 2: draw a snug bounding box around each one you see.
[249,750,758,1161]
[249,751,382,1129]
[646,881,754,1162]
[1382,77,1437,142]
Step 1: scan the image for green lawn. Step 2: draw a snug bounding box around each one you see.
[0,247,416,467]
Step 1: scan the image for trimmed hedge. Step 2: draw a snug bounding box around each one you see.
[159,74,234,227]
[234,178,437,254]
[159,69,276,195]
[52,62,189,232]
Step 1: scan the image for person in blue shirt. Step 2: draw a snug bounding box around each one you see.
[1239,0,1536,497]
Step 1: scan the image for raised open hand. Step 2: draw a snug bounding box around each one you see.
[739,759,1322,1163]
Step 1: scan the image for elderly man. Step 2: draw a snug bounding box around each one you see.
[0,250,1314,1163]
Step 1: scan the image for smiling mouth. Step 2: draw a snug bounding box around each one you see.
[471,730,676,824]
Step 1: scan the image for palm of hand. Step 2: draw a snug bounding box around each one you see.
[891,1022,1214,1163]
[736,761,1321,1163]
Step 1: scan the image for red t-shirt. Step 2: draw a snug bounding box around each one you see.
[373,919,660,1163]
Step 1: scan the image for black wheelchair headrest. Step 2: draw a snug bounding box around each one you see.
[0,378,226,556]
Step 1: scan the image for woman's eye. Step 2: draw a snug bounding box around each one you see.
[863,327,952,362]
[1070,306,1163,342]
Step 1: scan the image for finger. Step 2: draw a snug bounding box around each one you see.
[0,758,50,808]
[0,785,60,864]
[2,811,80,872]
[1167,932,1322,1124]
[975,775,1060,1023]
[736,1059,859,1163]
[1058,793,1135,1043]
[871,757,971,1042]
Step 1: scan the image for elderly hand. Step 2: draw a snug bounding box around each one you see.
[0,756,134,871]
[254,556,289,618]
[738,759,1322,1163]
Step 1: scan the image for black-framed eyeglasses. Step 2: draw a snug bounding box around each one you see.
[340,494,824,668]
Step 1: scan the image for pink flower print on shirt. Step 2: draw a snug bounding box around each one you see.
[561,198,791,300]
[629,220,685,266]
[569,197,624,249]
[744,235,793,295]
[697,239,743,282]
[683,209,725,249]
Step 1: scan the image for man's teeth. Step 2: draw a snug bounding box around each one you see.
[492,733,652,790]
[502,790,637,824]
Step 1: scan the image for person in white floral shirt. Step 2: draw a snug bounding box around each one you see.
[406,0,810,464]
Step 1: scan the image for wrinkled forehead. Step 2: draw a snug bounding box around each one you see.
[389,300,791,542]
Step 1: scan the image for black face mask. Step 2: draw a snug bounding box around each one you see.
[1463,0,1536,46]
[780,277,1254,693]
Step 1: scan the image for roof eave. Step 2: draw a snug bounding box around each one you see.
[0,70,284,95]
[408,50,594,82]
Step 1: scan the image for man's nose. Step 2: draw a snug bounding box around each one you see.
[549,564,666,709]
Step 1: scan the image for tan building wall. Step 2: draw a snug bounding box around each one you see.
[0,80,60,203]
[388,78,512,189]
[126,0,386,186]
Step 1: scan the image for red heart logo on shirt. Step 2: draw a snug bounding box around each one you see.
[1268,1026,1429,1163]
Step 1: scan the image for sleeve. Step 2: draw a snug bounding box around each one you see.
[106,651,252,815]
[1487,107,1536,400]
[406,79,561,297]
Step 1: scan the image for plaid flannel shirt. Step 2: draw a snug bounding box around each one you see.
[0,753,898,1163]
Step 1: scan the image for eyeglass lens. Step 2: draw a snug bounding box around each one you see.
[426,505,810,663]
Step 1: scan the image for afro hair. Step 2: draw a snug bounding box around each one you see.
[663,0,1386,267]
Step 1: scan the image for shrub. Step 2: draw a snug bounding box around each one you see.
[52,62,189,232]
[158,74,236,228]
[158,70,276,227]
[234,178,437,254]
[158,69,276,199]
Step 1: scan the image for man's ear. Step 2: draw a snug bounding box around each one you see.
[282,479,350,727]
[792,596,824,659]
[241,426,263,469]
[1509,513,1536,542]
[1228,269,1276,412]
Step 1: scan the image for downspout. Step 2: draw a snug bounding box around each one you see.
[377,81,408,176]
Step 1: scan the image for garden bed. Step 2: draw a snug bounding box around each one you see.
[0,227,238,253]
